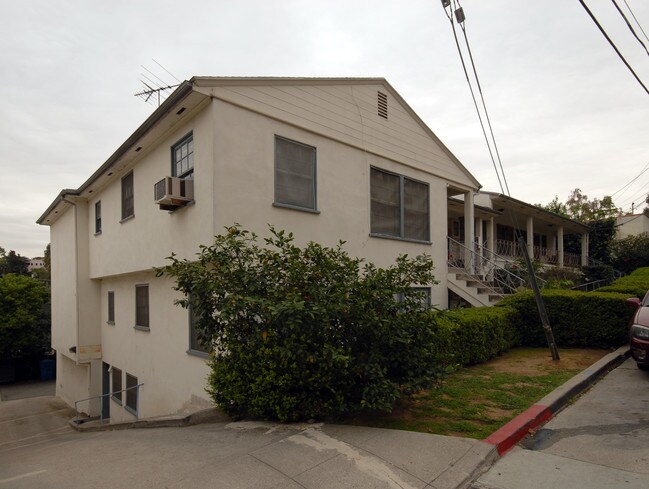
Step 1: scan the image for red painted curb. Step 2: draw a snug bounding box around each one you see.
[483,404,552,455]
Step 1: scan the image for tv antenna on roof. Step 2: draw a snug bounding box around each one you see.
[134,59,182,107]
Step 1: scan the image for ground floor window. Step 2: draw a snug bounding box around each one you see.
[111,367,122,404]
[125,373,138,414]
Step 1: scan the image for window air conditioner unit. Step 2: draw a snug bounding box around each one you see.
[154,176,194,210]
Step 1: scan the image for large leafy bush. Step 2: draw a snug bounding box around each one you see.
[0,274,51,360]
[609,233,649,274]
[159,226,442,421]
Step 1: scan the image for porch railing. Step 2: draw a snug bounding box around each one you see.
[496,239,582,268]
[448,237,528,296]
[74,383,143,426]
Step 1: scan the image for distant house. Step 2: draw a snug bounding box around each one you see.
[38,77,485,422]
[28,257,45,271]
[616,213,649,239]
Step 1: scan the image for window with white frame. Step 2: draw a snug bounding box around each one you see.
[172,133,194,179]
[274,136,316,211]
[370,167,430,241]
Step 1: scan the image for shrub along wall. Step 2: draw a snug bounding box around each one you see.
[430,307,520,367]
[497,289,633,348]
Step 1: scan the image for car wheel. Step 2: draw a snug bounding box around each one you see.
[638,363,649,371]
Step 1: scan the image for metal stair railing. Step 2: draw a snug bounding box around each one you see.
[74,383,143,426]
[448,237,529,297]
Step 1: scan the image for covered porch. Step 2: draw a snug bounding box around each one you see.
[447,190,591,269]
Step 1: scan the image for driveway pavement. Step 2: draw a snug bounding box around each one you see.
[473,357,649,489]
[0,402,496,489]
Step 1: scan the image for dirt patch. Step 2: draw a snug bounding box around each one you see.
[481,348,609,376]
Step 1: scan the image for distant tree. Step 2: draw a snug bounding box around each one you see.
[0,250,29,276]
[537,196,568,218]
[609,233,649,274]
[0,274,51,360]
[44,244,51,274]
[538,189,620,266]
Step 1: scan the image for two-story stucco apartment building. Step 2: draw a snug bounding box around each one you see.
[38,77,486,421]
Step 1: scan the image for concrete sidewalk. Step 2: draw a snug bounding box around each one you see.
[473,356,649,489]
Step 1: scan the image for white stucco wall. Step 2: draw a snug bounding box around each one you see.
[100,273,211,422]
[211,99,449,307]
[87,106,214,277]
[616,214,649,239]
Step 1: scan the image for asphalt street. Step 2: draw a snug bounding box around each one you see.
[473,357,649,489]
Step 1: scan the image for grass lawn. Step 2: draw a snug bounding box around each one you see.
[343,347,609,439]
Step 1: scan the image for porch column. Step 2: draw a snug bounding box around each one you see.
[558,226,564,268]
[476,217,483,247]
[526,216,534,259]
[487,217,495,255]
[464,191,475,272]
[581,232,589,266]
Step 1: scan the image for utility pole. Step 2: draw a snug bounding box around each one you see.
[517,236,560,360]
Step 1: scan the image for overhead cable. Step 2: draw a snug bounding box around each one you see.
[441,1,506,194]
[611,0,649,56]
[623,0,649,44]
[579,0,649,95]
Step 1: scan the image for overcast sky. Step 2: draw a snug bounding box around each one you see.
[1,0,647,258]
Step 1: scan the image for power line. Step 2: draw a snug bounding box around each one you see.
[610,161,649,197]
[611,0,649,56]
[441,1,507,196]
[578,0,649,95]
[454,0,511,196]
[623,0,649,43]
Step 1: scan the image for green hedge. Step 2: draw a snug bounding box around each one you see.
[597,266,649,298]
[497,289,632,348]
[429,306,520,367]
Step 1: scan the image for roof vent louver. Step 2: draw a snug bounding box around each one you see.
[377,91,388,119]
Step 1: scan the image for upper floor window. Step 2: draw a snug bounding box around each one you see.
[370,167,430,242]
[107,291,115,324]
[121,172,134,220]
[172,133,194,179]
[95,201,102,234]
[274,136,316,211]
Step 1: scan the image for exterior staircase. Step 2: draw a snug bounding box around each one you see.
[448,267,506,307]
[447,237,528,308]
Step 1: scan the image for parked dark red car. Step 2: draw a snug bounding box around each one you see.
[626,290,649,370]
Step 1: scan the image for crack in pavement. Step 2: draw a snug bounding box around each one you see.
[522,421,649,450]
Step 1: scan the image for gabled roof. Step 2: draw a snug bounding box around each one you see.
[38,77,480,225]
